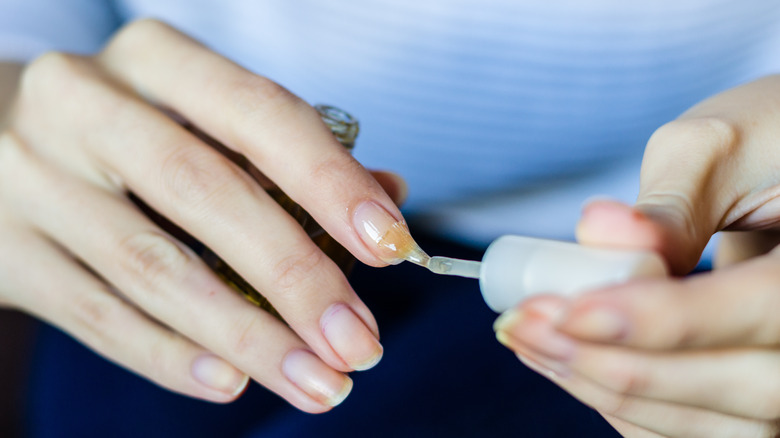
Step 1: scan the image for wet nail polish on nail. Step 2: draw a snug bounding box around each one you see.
[352,200,428,265]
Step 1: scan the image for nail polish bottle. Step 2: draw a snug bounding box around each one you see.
[132,105,359,319]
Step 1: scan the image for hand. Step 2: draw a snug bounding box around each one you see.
[0,19,408,412]
[495,74,780,437]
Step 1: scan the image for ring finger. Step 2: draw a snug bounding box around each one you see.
[4,137,354,411]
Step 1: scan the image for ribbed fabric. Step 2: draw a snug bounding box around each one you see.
[2,1,780,241]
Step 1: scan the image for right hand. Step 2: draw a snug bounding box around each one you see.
[0,19,407,412]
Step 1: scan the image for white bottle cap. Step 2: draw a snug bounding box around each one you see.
[479,235,667,313]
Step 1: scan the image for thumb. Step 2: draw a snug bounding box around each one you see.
[577,119,736,275]
[576,198,707,275]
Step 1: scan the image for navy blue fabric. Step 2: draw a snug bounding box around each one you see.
[26,237,620,437]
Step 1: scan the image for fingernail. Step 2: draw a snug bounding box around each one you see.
[321,303,383,371]
[493,308,523,332]
[495,330,517,349]
[524,297,568,322]
[282,349,353,407]
[558,306,629,341]
[504,314,576,361]
[517,352,571,379]
[352,200,428,265]
[192,354,249,396]
[529,326,576,361]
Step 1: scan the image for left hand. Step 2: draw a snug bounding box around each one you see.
[495,74,780,438]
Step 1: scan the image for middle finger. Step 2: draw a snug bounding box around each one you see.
[6,137,355,410]
[30,58,383,372]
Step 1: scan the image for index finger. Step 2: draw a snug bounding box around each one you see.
[97,19,411,266]
[553,253,780,349]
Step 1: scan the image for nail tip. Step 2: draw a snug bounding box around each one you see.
[351,349,383,371]
[326,377,353,407]
[493,309,522,332]
[495,330,511,348]
[232,374,250,397]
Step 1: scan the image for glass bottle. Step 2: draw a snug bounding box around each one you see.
[132,105,359,319]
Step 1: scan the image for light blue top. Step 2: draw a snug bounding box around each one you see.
[2,0,779,244]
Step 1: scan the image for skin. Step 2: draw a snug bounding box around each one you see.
[0,20,407,413]
[496,75,780,437]
[5,17,779,434]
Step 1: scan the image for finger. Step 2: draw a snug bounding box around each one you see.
[500,306,780,420]
[97,19,408,265]
[576,198,701,275]
[565,344,780,421]
[551,255,780,349]
[2,137,354,411]
[510,342,775,438]
[0,224,249,404]
[12,52,384,373]
[578,76,780,276]
[715,230,780,268]
[600,414,666,438]
[370,170,408,207]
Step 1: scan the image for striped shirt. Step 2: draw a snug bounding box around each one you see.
[2,0,779,243]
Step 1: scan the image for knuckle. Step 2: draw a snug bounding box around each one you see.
[230,315,264,357]
[309,154,364,188]
[648,117,739,158]
[228,75,297,119]
[105,18,174,55]
[23,51,74,82]
[161,146,251,209]
[20,51,88,98]
[301,154,367,204]
[598,391,636,418]
[118,230,192,293]
[269,244,325,296]
[655,308,698,348]
[70,290,119,348]
[603,359,651,396]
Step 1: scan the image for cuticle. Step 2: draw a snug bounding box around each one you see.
[349,198,403,264]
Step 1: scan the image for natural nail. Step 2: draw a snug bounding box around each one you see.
[493,308,523,332]
[352,200,427,265]
[502,312,576,361]
[321,303,383,371]
[282,349,353,407]
[191,354,249,396]
[558,306,629,341]
[517,352,571,379]
[495,330,518,349]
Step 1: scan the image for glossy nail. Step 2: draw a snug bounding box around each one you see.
[191,354,249,396]
[352,200,428,265]
[558,305,629,341]
[321,303,383,371]
[282,349,353,407]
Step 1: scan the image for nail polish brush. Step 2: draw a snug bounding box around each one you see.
[407,235,668,313]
